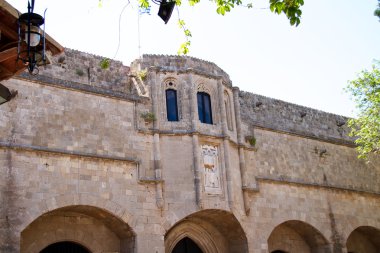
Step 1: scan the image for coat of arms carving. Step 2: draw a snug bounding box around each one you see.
[201,145,222,194]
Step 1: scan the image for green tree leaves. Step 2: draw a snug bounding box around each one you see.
[346,61,380,160]
[134,0,305,54]
[178,19,192,54]
[375,0,380,21]
[269,0,303,26]
[138,0,150,8]
[215,0,242,15]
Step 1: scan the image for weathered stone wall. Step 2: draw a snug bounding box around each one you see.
[0,51,380,253]
[39,48,133,95]
[243,181,380,253]
[0,78,150,162]
[133,55,232,86]
[0,77,161,253]
[239,92,353,144]
[243,128,380,193]
[239,91,380,195]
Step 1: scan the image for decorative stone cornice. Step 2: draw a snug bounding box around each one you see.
[254,176,380,196]
[0,141,140,163]
[15,73,145,103]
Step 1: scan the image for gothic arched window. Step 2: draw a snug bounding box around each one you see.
[166,88,179,121]
[197,92,213,124]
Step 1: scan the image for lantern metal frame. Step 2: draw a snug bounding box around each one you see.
[17,0,46,75]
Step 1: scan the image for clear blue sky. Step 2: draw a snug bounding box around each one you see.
[10,0,380,117]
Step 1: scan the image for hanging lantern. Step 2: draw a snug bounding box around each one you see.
[158,0,175,24]
[17,0,46,75]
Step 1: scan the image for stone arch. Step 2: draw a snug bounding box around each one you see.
[21,204,135,253]
[267,220,330,253]
[165,209,248,253]
[164,77,179,90]
[346,226,380,253]
[21,193,135,231]
[197,82,212,95]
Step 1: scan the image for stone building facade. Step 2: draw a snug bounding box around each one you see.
[0,49,380,253]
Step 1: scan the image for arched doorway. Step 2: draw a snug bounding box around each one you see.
[267,220,330,253]
[40,241,90,253]
[165,209,248,253]
[172,237,203,253]
[21,205,135,253]
[346,226,380,253]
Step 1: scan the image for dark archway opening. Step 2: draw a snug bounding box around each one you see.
[40,241,90,253]
[172,237,203,253]
[346,226,380,253]
[165,209,248,253]
[22,205,135,253]
[268,220,330,253]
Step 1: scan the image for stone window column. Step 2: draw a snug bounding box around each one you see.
[188,73,202,208]
[232,86,250,215]
[150,70,164,208]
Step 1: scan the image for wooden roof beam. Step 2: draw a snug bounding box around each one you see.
[0,46,17,62]
[0,22,18,41]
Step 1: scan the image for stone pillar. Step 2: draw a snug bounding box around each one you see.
[153,133,164,209]
[218,79,229,135]
[232,87,250,215]
[189,73,202,208]
[1,98,20,253]
[192,134,202,208]
[135,233,165,253]
[232,87,243,144]
[1,149,20,253]
[218,79,234,210]
[150,70,164,209]
[189,73,198,132]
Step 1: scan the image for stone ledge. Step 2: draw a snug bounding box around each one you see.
[242,186,259,193]
[253,124,355,147]
[138,178,164,184]
[0,141,140,163]
[137,126,354,149]
[15,73,145,103]
[240,91,354,145]
[135,54,232,85]
[255,176,380,196]
[148,66,231,85]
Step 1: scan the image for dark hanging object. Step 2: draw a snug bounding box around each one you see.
[158,0,175,24]
[0,83,12,105]
[17,0,46,75]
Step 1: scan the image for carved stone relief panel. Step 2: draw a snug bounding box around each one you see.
[201,144,222,194]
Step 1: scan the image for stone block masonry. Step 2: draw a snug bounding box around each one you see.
[0,50,379,253]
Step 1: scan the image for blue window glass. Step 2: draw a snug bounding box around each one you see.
[166,89,179,121]
[197,92,213,124]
